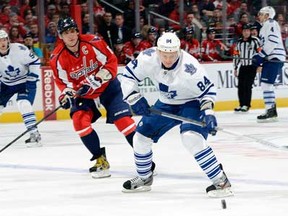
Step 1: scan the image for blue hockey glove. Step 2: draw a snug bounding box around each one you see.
[200,100,217,136]
[201,110,217,136]
[126,92,150,116]
[252,50,267,67]
[59,88,76,109]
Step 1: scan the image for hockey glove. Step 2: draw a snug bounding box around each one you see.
[59,88,76,109]
[77,69,112,96]
[252,50,267,67]
[200,100,217,136]
[126,92,150,116]
[26,72,39,89]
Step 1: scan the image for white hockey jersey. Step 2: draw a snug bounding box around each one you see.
[0,43,40,86]
[120,47,216,105]
[259,19,286,61]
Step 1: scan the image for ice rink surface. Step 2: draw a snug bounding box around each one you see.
[1,108,288,216]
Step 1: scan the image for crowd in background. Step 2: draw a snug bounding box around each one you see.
[0,0,287,65]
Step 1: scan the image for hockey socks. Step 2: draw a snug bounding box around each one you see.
[194,146,222,182]
[80,130,102,159]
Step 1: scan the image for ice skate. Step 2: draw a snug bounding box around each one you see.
[240,105,249,113]
[25,130,42,147]
[122,174,153,193]
[234,106,242,112]
[89,148,111,178]
[206,165,233,198]
[257,104,278,123]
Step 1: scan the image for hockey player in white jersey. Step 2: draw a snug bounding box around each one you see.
[120,32,233,197]
[0,30,41,147]
[252,6,286,122]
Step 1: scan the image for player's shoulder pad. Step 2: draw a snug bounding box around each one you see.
[50,43,65,60]
[11,43,29,51]
[80,34,102,43]
[142,47,157,57]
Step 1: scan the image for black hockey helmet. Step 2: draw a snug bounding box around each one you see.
[57,17,79,34]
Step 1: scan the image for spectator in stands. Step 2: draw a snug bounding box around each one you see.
[180,26,201,60]
[82,13,90,34]
[191,3,202,21]
[114,38,127,65]
[51,13,60,26]
[115,13,132,44]
[93,0,105,17]
[233,2,252,23]
[45,21,58,44]
[45,4,57,28]
[201,27,228,62]
[142,26,158,47]
[198,0,215,24]
[19,0,31,18]
[234,12,250,39]
[98,11,118,51]
[0,4,12,25]
[9,25,24,43]
[168,2,187,31]
[29,22,40,47]
[53,0,63,13]
[184,11,204,42]
[80,1,89,17]
[206,8,222,29]
[228,0,241,16]
[23,12,35,32]
[60,2,70,18]
[157,0,176,18]
[122,32,150,63]
[276,13,288,49]
[123,0,145,30]
[4,12,26,36]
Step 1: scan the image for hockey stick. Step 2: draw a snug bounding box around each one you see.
[150,108,288,150]
[150,108,205,127]
[0,105,62,153]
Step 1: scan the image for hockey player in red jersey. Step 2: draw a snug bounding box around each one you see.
[49,17,137,178]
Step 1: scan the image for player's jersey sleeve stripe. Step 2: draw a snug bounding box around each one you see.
[124,65,141,82]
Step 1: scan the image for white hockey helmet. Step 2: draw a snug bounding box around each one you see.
[259,6,276,19]
[0,30,8,39]
[157,32,180,52]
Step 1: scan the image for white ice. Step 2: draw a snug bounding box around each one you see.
[1,108,288,216]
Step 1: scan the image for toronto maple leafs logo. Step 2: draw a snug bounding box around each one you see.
[5,65,21,77]
[184,63,197,75]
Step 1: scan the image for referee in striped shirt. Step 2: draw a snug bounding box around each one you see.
[233,24,261,112]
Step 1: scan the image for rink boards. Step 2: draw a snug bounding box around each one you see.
[1,62,288,123]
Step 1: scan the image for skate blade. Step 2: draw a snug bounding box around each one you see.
[207,188,234,198]
[91,170,111,179]
[26,142,43,148]
[257,117,278,123]
[122,186,151,193]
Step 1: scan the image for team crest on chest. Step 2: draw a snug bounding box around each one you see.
[5,65,20,77]
[184,63,197,75]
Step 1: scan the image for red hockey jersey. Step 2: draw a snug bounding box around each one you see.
[50,34,118,99]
